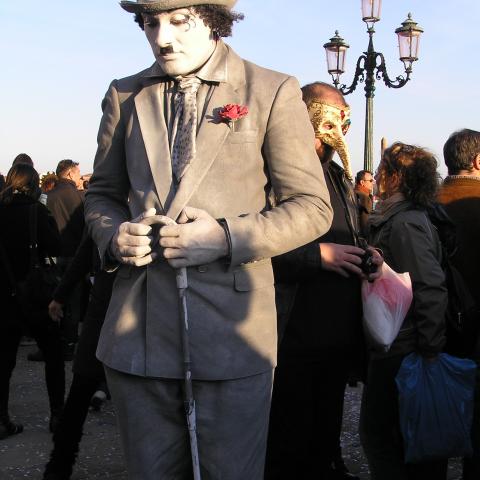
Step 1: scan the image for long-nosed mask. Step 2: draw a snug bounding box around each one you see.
[308,100,353,181]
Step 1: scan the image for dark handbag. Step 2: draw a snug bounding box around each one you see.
[0,203,60,321]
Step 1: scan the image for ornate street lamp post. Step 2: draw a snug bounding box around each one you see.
[323,0,423,172]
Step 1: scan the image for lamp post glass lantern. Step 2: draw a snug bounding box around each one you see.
[323,31,350,87]
[362,0,382,24]
[396,13,424,71]
[324,1,423,173]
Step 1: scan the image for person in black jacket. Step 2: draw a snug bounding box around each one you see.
[43,159,86,360]
[0,164,65,439]
[354,169,375,237]
[265,83,382,480]
[361,142,448,479]
[42,232,116,480]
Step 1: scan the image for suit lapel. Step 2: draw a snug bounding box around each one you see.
[167,46,246,220]
[135,78,173,213]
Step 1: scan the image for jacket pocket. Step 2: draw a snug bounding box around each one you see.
[233,260,274,292]
[226,130,258,144]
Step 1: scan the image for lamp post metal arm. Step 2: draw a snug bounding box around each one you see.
[338,55,367,96]
[375,52,411,89]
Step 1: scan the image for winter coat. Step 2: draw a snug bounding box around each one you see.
[368,194,447,358]
[47,179,85,257]
[274,160,363,361]
[0,194,60,290]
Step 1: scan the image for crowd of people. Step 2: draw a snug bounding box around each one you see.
[1,1,480,480]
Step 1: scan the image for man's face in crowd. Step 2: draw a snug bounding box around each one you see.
[360,172,375,195]
[142,8,216,76]
[67,165,82,189]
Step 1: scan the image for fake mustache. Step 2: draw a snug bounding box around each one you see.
[159,46,175,55]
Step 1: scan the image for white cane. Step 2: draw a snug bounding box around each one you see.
[145,215,202,480]
[176,266,201,480]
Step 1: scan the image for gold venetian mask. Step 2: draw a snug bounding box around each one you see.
[308,100,353,181]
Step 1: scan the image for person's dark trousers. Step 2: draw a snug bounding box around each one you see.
[359,354,447,480]
[29,319,65,416]
[464,361,480,480]
[265,349,352,480]
[43,373,99,479]
[56,257,87,354]
[0,300,65,421]
[0,320,22,420]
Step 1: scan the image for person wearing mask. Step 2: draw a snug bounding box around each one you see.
[266,82,381,480]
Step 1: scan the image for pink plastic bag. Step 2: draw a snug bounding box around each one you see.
[362,262,413,352]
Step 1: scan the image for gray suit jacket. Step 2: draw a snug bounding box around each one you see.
[85,42,332,380]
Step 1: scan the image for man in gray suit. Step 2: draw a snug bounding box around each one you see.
[85,1,332,478]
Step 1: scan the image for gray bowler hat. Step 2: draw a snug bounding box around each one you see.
[120,0,237,13]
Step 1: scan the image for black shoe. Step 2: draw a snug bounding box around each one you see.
[43,451,75,480]
[90,390,107,411]
[27,349,45,361]
[0,418,24,440]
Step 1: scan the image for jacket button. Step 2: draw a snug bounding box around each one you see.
[197,265,208,273]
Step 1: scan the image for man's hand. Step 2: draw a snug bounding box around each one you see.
[320,243,364,278]
[48,300,64,323]
[110,208,157,267]
[158,207,228,268]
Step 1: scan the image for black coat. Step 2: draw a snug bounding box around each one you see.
[47,179,85,257]
[0,195,60,289]
[274,161,363,362]
[355,189,373,238]
[368,198,447,357]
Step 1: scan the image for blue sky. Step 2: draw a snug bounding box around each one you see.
[1,0,479,177]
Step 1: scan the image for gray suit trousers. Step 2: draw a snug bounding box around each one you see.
[105,367,273,480]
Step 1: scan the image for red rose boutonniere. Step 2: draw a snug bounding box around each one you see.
[219,103,248,131]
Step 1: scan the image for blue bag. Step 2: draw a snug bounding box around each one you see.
[395,352,476,463]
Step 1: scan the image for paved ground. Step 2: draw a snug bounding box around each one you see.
[0,345,126,480]
[0,345,463,479]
